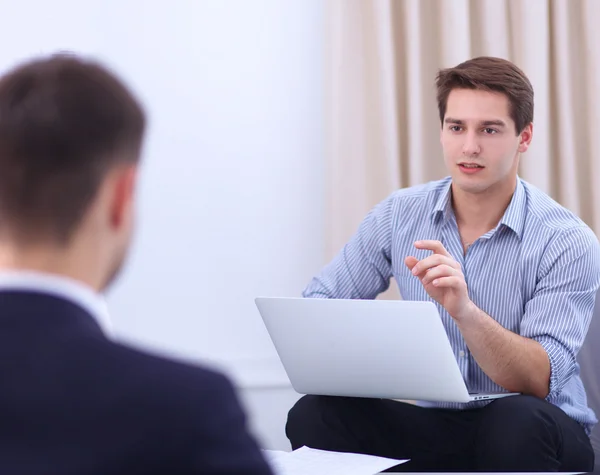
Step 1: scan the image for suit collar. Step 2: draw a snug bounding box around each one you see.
[0,271,112,335]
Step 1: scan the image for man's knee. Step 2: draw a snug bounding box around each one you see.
[485,394,546,415]
[286,395,372,451]
[479,395,560,441]
[287,396,324,431]
[286,395,337,447]
[287,395,366,426]
[474,396,564,470]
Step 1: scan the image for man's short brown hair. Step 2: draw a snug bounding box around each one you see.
[435,56,534,134]
[0,52,146,244]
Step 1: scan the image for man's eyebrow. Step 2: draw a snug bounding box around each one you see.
[481,120,506,127]
[443,118,507,127]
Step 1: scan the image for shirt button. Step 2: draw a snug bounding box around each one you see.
[459,350,465,357]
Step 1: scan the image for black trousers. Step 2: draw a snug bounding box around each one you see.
[286,395,595,472]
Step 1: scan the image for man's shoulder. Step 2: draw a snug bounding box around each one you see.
[522,179,594,235]
[385,177,451,209]
[105,340,235,397]
[80,337,239,418]
[521,179,599,255]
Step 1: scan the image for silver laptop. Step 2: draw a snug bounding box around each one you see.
[255,297,519,403]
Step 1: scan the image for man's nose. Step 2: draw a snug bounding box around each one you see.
[462,132,481,156]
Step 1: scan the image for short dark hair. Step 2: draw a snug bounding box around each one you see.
[0,52,146,244]
[435,56,534,134]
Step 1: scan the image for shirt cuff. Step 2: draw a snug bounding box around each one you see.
[536,335,572,399]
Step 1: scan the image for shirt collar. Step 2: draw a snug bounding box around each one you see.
[498,178,526,239]
[0,270,112,335]
[430,177,526,240]
[430,179,453,223]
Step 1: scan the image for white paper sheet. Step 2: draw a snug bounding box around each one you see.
[262,445,408,475]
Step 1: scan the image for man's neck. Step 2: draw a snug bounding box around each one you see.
[0,244,101,292]
[451,179,517,233]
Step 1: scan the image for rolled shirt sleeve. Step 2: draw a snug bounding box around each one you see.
[520,226,600,398]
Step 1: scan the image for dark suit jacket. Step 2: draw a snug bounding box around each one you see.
[0,290,273,475]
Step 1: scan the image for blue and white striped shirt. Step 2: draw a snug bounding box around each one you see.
[304,176,600,434]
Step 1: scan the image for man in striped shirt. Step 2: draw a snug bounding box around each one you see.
[285,57,600,472]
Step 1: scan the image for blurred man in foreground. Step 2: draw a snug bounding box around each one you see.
[0,53,272,475]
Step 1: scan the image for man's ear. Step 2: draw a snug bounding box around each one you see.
[110,165,138,229]
[518,123,533,153]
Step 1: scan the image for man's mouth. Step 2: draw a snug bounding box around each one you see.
[458,163,484,169]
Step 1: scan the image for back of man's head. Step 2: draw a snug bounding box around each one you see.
[0,53,146,246]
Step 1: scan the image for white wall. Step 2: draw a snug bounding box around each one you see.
[0,0,325,449]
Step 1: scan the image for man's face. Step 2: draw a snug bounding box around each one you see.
[440,88,532,195]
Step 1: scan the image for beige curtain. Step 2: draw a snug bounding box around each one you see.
[325,0,600,272]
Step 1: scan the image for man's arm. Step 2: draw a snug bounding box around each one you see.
[453,304,551,398]
[407,229,600,399]
[303,195,396,299]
